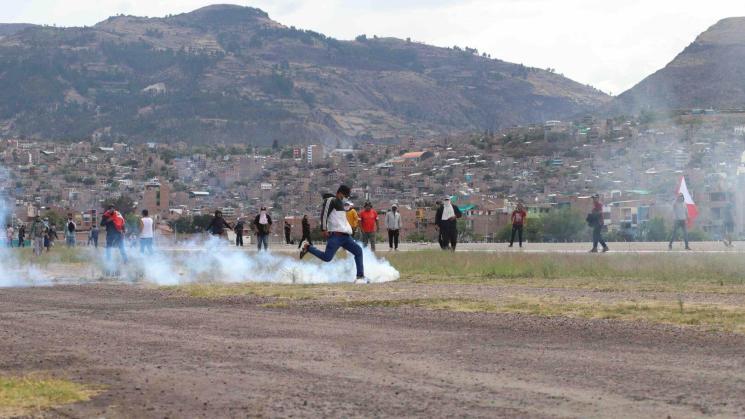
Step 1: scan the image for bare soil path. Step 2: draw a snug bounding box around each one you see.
[0,284,743,418]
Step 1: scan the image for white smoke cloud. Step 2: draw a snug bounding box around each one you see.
[93,235,400,285]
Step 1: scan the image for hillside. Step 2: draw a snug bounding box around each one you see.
[0,4,609,145]
[0,23,36,37]
[615,17,745,113]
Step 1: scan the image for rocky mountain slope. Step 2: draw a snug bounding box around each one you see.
[615,17,745,113]
[0,4,609,145]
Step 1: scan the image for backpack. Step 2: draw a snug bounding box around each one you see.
[586,212,598,227]
[67,221,75,233]
[112,212,125,232]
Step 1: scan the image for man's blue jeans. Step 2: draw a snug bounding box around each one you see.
[257,234,269,251]
[140,237,154,254]
[308,233,364,278]
[106,233,128,263]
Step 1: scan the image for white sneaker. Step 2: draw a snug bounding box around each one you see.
[355,276,371,284]
[299,240,310,259]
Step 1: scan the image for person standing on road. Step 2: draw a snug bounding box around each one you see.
[385,204,401,251]
[90,225,99,248]
[45,221,57,252]
[101,205,128,264]
[6,224,14,248]
[253,207,272,251]
[297,214,312,248]
[138,209,154,255]
[508,202,527,248]
[435,196,462,251]
[359,201,379,251]
[234,218,245,247]
[17,224,25,248]
[284,220,292,245]
[723,201,735,248]
[589,194,609,253]
[669,193,691,250]
[29,216,45,257]
[345,202,360,240]
[65,214,77,248]
[299,185,368,283]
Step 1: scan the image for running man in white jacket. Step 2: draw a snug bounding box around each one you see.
[300,185,368,283]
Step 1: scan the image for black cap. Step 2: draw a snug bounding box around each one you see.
[337,184,351,197]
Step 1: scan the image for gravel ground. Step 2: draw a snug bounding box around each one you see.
[0,284,743,418]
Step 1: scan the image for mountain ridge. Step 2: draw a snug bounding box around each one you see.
[0,4,609,145]
[614,17,745,113]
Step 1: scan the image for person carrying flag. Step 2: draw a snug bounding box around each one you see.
[101,204,128,264]
[669,193,692,250]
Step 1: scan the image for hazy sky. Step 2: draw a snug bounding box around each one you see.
[3,0,745,95]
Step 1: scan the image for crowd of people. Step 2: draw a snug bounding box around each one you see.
[1,187,732,275]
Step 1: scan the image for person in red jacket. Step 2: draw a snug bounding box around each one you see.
[508,202,527,248]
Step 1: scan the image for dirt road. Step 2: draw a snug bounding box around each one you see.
[1,284,743,418]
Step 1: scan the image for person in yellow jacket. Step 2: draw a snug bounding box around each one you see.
[345,201,361,239]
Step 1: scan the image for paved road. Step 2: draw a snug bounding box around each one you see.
[0,284,743,418]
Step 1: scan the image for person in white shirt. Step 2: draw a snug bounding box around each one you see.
[384,204,402,251]
[138,209,155,255]
[299,185,369,283]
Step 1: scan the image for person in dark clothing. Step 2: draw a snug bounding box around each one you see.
[284,220,292,244]
[435,196,462,251]
[207,210,232,240]
[101,205,128,264]
[234,218,245,247]
[509,202,527,248]
[253,207,273,251]
[17,225,25,248]
[298,215,312,248]
[90,226,99,248]
[589,194,609,253]
[45,223,58,252]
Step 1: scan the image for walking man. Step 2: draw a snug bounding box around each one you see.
[299,185,368,283]
[723,201,735,248]
[29,216,45,257]
[284,220,292,244]
[6,224,13,247]
[435,196,462,251]
[385,204,401,251]
[65,214,77,248]
[253,207,272,251]
[297,214,312,248]
[138,209,154,255]
[669,193,691,250]
[234,218,245,247]
[101,205,128,264]
[17,224,25,248]
[359,201,379,251]
[589,194,609,253]
[508,202,527,248]
[90,225,99,248]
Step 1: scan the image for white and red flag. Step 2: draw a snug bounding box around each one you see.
[676,176,698,227]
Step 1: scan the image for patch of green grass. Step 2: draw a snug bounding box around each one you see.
[12,247,91,266]
[387,251,745,292]
[0,375,98,416]
[502,297,745,334]
[333,296,745,333]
